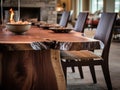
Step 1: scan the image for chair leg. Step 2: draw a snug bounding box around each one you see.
[78,66,84,79]
[102,64,112,90]
[89,65,97,83]
[61,61,67,80]
[63,66,67,80]
[71,66,75,73]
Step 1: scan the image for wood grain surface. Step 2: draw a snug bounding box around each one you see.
[1,49,66,90]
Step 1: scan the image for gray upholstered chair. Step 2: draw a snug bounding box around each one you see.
[59,11,70,27]
[74,12,88,33]
[67,12,89,78]
[61,13,117,90]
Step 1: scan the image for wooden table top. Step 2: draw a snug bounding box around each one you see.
[0,26,98,44]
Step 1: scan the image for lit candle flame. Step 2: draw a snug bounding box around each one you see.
[9,8,15,23]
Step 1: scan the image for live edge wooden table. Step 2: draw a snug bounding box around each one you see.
[0,26,100,90]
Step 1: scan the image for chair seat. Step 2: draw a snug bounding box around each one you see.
[61,50,102,60]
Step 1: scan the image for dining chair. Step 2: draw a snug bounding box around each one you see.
[68,10,73,22]
[61,12,117,90]
[60,12,89,79]
[74,12,88,33]
[59,11,70,27]
[68,10,73,25]
[68,12,89,78]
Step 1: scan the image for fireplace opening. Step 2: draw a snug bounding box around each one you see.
[20,8,40,21]
[1,7,41,23]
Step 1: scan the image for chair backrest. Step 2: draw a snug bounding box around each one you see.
[74,12,88,33]
[59,11,70,27]
[68,10,74,22]
[94,13,117,61]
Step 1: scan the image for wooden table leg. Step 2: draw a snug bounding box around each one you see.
[1,49,66,90]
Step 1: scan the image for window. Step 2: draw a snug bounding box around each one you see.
[71,0,82,18]
[115,0,120,12]
[77,0,82,15]
[90,0,103,13]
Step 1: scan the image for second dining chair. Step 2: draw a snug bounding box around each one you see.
[74,12,88,33]
[63,12,89,78]
[59,11,70,27]
[61,12,117,90]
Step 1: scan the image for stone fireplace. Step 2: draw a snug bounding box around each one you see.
[3,7,41,23]
[1,0,57,24]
